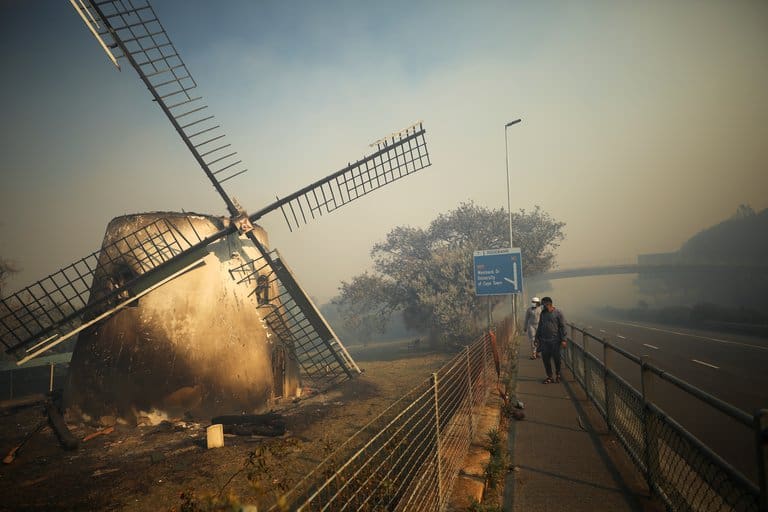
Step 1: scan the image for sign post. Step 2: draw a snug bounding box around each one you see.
[473,248,524,296]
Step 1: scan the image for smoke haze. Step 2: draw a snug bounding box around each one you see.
[1,0,767,306]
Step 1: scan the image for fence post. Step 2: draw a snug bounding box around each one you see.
[482,333,488,392]
[582,329,589,396]
[755,409,768,511]
[603,342,612,431]
[465,346,474,439]
[432,372,443,509]
[640,356,655,493]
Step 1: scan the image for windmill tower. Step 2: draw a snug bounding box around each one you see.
[0,1,431,421]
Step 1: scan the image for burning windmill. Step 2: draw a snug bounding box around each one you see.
[0,0,431,421]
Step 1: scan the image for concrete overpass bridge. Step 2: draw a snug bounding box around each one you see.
[529,262,768,281]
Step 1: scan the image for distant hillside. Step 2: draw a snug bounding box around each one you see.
[679,205,768,264]
[634,205,768,311]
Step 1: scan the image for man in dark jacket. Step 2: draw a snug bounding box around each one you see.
[534,296,567,383]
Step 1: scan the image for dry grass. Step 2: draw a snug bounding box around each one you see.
[0,338,451,511]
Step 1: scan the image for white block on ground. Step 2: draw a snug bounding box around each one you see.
[207,424,224,449]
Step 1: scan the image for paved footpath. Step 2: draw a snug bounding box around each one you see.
[505,346,664,511]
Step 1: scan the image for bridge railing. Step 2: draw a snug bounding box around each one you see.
[565,323,767,512]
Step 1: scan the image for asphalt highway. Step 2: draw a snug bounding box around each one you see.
[567,316,768,484]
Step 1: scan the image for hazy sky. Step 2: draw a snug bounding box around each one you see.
[1,0,767,304]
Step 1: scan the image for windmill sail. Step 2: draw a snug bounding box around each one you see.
[0,217,208,362]
[71,0,248,211]
[253,123,430,232]
[229,251,360,388]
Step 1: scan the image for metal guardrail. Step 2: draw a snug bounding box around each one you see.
[276,319,513,511]
[564,323,768,512]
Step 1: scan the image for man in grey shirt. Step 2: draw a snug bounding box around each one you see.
[535,296,567,383]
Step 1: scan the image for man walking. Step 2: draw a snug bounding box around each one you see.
[535,296,567,383]
[524,297,541,359]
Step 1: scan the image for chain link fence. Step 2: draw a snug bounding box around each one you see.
[564,324,768,512]
[276,319,513,511]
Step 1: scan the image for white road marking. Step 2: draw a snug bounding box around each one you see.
[605,320,768,352]
[617,335,626,339]
[599,329,606,333]
[642,343,659,350]
[692,359,720,370]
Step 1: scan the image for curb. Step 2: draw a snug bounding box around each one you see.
[503,336,523,511]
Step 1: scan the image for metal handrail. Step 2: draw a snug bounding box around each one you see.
[569,323,754,427]
[565,321,766,511]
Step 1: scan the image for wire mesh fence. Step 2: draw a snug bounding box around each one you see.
[564,324,767,512]
[277,319,513,511]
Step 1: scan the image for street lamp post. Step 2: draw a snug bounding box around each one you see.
[504,118,522,330]
[504,119,521,248]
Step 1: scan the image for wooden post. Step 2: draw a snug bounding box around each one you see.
[49,363,55,392]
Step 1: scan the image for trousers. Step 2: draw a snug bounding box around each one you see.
[540,343,562,377]
[526,325,537,356]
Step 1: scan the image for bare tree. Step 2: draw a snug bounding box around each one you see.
[335,202,565,344]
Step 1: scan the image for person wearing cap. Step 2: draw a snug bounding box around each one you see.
[524,297,542,359]
[535,296,567,383]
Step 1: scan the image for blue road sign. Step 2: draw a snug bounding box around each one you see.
[473,248,524,296]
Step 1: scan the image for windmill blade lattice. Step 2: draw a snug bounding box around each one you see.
[229,251,360,388]
[0,217,207,361]
[255,123,430,232]
[72,0,248,210]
